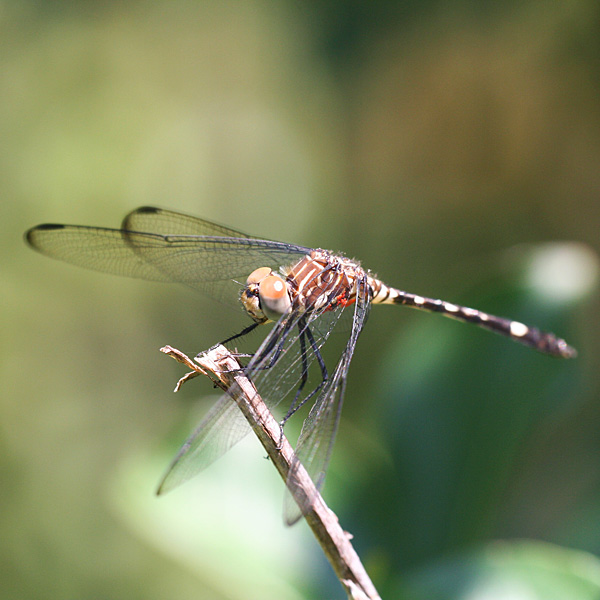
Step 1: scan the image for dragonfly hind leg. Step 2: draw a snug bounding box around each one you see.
[281,318,329,427]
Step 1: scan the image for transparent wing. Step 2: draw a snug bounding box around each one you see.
[156,291,357,500]
[26,207,310,306]
[284,277,372,525]
[121,206,255,238]
[156,392,250,494]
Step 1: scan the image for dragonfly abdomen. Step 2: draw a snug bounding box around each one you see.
[381,287,576,358]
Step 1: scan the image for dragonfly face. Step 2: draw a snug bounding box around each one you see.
[25,206,576,524]
[241,266,293,324]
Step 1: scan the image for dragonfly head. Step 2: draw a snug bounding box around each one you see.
[241,267,292,323]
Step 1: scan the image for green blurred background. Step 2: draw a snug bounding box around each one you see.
[3,1,600,598]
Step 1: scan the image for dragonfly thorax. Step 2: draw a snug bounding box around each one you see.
[241,267,293,323]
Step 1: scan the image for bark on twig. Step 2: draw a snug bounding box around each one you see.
[160,343,381,600]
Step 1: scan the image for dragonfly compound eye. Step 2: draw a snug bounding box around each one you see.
[259,275,292,318]
[246,266,273,286]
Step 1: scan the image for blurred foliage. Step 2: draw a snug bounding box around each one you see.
[2,1,600,598]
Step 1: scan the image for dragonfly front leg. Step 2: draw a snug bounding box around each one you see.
[193,322,261,373]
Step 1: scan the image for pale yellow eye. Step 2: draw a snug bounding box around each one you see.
[246,266,272,285]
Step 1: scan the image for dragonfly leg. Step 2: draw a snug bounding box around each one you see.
[218,321,261,346]
[249,317,298,371]
[280,321,329,426]
[215,316,299,377]
[195,322,261,372]
[279,318,309,421]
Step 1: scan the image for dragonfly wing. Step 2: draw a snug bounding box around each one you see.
[122,206,256,238]
[157,309,322,494]
[284,278,372,525]
[26,211,310,306]
[156,391,251,494]
[157,266,370,508]
[27,226,184,282]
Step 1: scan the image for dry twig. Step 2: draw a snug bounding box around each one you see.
[160,343,381,600]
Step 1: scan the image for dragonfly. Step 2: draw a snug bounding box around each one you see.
[26,206,576,523]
